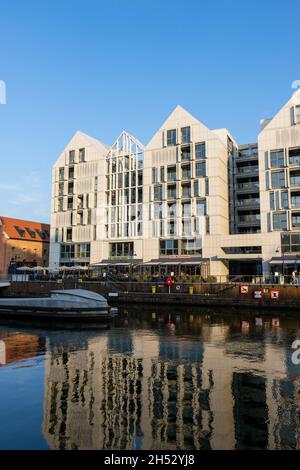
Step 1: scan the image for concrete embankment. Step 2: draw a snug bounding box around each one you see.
[1,280,300,310]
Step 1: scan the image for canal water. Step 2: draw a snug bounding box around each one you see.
[0,305,300,450]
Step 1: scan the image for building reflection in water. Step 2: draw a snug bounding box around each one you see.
[42,311,300,450]
[0,331,43,366]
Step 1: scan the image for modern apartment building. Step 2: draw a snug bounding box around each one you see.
[49,88,300,278]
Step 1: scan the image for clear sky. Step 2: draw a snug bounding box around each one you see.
[0,0,299,223]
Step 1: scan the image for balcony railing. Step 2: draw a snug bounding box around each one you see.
[237,198,260,207]
[236,166,259,175]
[237,182,259,190]
[290,177,300,187]
[238,215,261,224]
[289,156,300,166]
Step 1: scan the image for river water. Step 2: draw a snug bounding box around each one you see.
[0,305,300,450]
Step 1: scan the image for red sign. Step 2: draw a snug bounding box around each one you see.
[270,290,279,300]
[167,278,174,287]
[240,285,249,295]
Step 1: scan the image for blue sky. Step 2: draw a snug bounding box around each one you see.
[0,0,299,223]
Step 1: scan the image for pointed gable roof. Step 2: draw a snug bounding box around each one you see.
[53,131,109,167]
[109,130,144,156]
[147,105,212,149]
[73,131,109,156]
[259,88,300,134]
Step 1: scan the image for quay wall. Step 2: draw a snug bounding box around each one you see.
[1,281,300,309]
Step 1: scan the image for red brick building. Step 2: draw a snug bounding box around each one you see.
[0,216,50,276]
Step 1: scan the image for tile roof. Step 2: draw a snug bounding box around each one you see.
[0,216,50,242]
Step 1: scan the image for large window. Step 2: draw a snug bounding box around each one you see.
[289,147,300,166]
[79,148,85,162]
[60,244,75,259]
[181,127,190,144]
[181,145,191,161]
[281,233,300,253]
[196,199,206,216]
[152,168,157,183]
[159,238,201,256]
[195,142,206,159]
[59,167,64,181]
[68,166,74,179]
[182,202,191,217]
[272,212,287,230]
[270,149,284,168]
[110,242,134,258]
[154,185,163,201]
[182,165,191,179]
[167,129,177,146]
[281,190,288,209]
[69,150,75,164]
[160,239,179,256]
[182,183,191,198]
[167,166,176,182]
[76,243,90,259]
[167,184,176,199]
[290,170,300,187]
[196,161,206,177]
[291,192,300,208]
[292,213,300,228]
[271,171,285,189]
[181,239,201,255]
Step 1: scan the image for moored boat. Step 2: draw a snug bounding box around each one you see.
[0,289,113,322]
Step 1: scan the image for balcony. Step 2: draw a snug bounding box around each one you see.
[236,181,260,192]
[237,198,260,207]
[289,148,300,166]
[236,166,259,175]
[237,215,261,225]
[290,172,300,187]
[291,192,300,208]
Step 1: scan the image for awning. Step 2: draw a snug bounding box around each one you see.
[145,258,208,266]
[91,259,143,267]
[269,257,300,265]
[219,256,262,261]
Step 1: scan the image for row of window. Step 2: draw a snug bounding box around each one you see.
[68,148,85,165]
[107,170,143,190]
[266,169,300,189]
[108,223,143,238]
[152,199,207,218]
[60,243,91,259]
[152,161,206,184]
[107,154,143,174]
[281,233,300,253]
[266,147,300,169]
[14,226,49,240]
[108,188,143,205]
[153,179,209,200]
[110,242,134,258]
[153,217,209,237]
[159,238,201,256]
[270,211,300,230]
[269,190,300,211]
[108,205,143,224]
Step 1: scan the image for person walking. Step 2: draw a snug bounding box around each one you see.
[291,269,298,285]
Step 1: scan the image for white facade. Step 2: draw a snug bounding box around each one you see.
[49,131,108,269]
[49,91,300,278]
